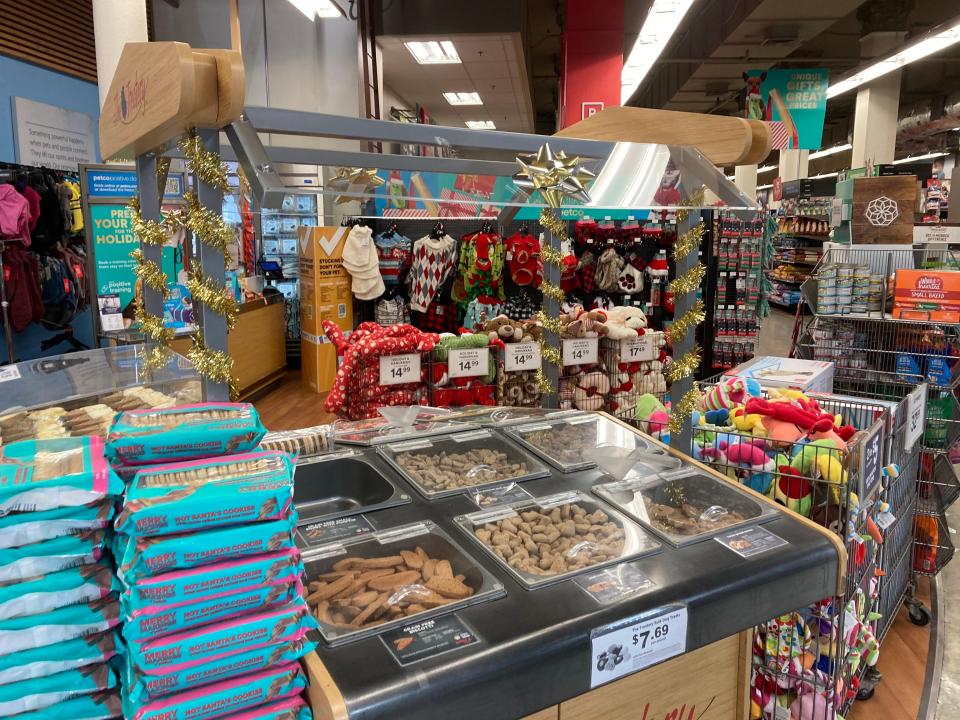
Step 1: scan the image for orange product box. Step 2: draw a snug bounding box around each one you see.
[893,269,960,318]
[298,226,354,394]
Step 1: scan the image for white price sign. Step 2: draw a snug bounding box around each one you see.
[620,336,655,362]
[449,348,489,379]
[905,386,926,453]
[590,606,687,688]
[0,365,21,383]
[379,354,421,386]
[505,342,541,372]
[562,338,599,366]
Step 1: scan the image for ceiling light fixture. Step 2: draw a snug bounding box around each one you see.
[808,143,852,160]
[757,183,773,191]
[757,164,778,174]
[828,18,960,98]
[443,92,482,106]
[285,0,343,19]
[892,151,950,164]
[466,120,496,130]
[621,0,699,104]
[809,171,839,179]
[405,40,461,65]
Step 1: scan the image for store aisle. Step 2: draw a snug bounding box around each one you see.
[256,371,334,430]
[758,307,796,357]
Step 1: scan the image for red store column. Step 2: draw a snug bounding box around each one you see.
[559,0,623,130]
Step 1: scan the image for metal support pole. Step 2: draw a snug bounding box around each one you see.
[136,153,164,319]
[542,227,561,408]
[670,208,702,453]
[194,129,229,401]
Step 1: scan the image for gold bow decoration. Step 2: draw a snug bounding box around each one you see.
[513,144,595,209]
[331,167,385,204]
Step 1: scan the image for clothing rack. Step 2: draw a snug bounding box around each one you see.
[0,241,15,364]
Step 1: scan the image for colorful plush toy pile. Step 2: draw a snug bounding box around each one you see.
[750,578,882,720]
[322,321,439,419]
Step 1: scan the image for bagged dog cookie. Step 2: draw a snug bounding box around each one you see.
[128,600,314,674]
[124,636,315,703]
[0,529,106,584]
[0,662,117,716]
[107,403,266,466]
[218,697,314,720]
[124,577,302,641]
[114,451,294,537]
[125,661,306,720]
[0,437,122,514]
[0,562,117,621]
[0,500,114,549]
[0,630,119,686]
[9,689,121,719]
[116,516,296,581]
[121,548,302,615]
[0,597,119,657]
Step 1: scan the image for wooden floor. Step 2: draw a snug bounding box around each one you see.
[255,370,935,720]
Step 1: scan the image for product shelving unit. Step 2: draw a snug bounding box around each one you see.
[792,244,960,631]
[767,188,834,310]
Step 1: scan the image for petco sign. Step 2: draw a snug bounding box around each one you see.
[582,102,605,120]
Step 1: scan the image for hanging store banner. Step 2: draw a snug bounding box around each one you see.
[742,69,829,151]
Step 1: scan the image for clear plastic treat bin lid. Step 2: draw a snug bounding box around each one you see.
[455,490,661,590]
[302,520,504,646]
[592,468,779,548]
[439,406,582,428]
[377,428,550,499]
[503,413,672,473]
[332,406,476,446]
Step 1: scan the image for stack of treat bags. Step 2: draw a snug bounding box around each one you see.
[107,403,315,720]
[0,436,124,718]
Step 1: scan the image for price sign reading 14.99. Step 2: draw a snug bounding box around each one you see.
[562,338,599,366]
[379,354,421,386]
[448,348,490,379]
[505,342,541,372]
[589,606,687,688]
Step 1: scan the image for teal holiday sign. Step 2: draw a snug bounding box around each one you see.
[743,68,829,151]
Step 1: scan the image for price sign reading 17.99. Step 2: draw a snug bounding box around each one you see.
[620,335,656,362]
[505,342,541,372]
[379,353,421,386]
[448,348,490,379]
[562,338,599,366]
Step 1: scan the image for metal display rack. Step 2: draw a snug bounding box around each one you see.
[791,243,960,628]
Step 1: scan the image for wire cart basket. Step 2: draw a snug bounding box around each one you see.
[695,380,892,717]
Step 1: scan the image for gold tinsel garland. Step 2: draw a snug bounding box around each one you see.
[540,281,566,303]
[128,197,174,247]
[668,384,702,436]
[668,299,705,345]
[672,221,704,261]
[183,193,233,260]
[535,310,565,338]
[538,208,568,241]
[186,268,240,331]
[179,131,230,192]
[130,249,170,296]
[540,244,565,268]
[666,344,701,383]
[667,263,707,297]
[188,330,239,398]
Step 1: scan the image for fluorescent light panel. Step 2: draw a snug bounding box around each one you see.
[405,41,461,65]
[808,143,852,160]
[810,171,839,179]
[757,164,778,174]
[621,0,698,103]
[286,0,342,19]
[892,151,949,164]
[443,92,482,106]
[466,120,496,129]
[828,20,960,98]
[757,184,773,190]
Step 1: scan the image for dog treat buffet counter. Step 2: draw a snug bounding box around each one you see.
[290,407,844,720]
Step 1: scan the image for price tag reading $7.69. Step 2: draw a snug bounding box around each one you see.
[589,606,687,688]
[379,354,421,386]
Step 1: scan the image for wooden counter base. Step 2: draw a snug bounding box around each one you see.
[304,631,751,720]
